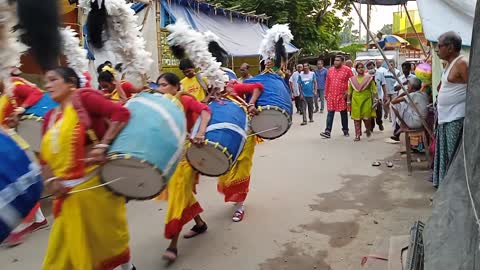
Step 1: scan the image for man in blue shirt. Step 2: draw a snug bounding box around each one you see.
[314,59,328,113]
[298,63,317,125]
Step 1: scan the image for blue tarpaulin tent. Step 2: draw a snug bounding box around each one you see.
[85,0,298,60]
[160,0,298,57]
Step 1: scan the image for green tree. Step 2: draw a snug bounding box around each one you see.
[379,24,393,35]
[207,0,350,55]
[340,17,360,45]
[340,43,364,59]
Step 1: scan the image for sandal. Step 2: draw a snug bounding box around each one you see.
[232,210,245,222]
[354,137,360,142]
[372,161,381,167]
[162,247,178,262]
[183,223,208,239]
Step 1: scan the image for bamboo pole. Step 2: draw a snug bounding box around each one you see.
[155,0,162,72]
[366,4,371,44]
[351,3,433,138]
[403,4,428,59]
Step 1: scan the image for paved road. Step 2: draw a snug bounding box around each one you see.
[0,112,433,270]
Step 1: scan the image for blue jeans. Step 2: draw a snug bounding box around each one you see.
[325,110,349,133]
[314,88,325,111]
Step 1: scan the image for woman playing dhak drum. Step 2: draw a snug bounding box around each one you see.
[98,66,139,104]
[0,0,63,246]
[218,80,264,220]
[164,18,264,260]
[0,74,44,128]
[40,67,136,270]
[155,72,212,262]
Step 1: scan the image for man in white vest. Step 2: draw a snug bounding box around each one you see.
[433,31,469,188]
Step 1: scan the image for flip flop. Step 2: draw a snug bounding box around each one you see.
[386,161,394,168]
[184,223,208,239]
[162,247,178,262]
[372,161,381,167]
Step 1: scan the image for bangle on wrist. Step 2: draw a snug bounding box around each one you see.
[93,143,110,149]
[44,177,59,185]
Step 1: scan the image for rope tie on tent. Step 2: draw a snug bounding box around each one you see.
[462,125,480,250]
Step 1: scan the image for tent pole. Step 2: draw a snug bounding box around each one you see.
[366,4,371,44]
[403,4,428,58]
[351,3,433,138]
[358,3,362,42]
[155,0,162,72]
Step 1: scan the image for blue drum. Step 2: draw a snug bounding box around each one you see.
[245,73,293,139]
[186,97,248,176]
[0,131,42,242]
[17,93,58,152]
[101,91,187,200]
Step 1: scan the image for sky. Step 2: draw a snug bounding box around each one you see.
[349,2,418,35]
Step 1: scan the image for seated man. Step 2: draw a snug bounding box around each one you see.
[389,77,429,142]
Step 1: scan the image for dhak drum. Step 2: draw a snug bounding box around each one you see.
[17,93,58,152]
[245,73,293,139]
[186,97,248,176]
[101,92,187,200]
[0,130,42,242]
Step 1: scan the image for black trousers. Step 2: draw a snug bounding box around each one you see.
[294,96,302,113]
[302,97,314,122]
[325,110,349,132]
[370,102,384,130]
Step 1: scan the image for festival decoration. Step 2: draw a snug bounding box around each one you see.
[258,23,293,66]
[415,62,433,85]
[79,0,152,87]
[60,27,89,85]
[167,19,227,89]
[0,0,28,96]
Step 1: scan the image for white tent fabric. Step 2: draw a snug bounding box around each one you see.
[165,1,298,57]
[417,0,476,46]
[83,5,160,88]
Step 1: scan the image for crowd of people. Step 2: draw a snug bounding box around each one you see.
[284,31,468,189]
[1,55,270,267]
[0,12,468,267]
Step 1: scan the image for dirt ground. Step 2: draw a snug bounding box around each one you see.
[0,113,435,270]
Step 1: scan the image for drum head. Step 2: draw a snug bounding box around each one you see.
[186,143,231,177]
[250,108,291,140]
[17,119,43,153]
[101,158,166,200]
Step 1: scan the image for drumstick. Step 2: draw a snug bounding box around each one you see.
[248,126,281,137]
[40,177,126,200]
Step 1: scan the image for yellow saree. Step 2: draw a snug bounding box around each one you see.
[40,105,130,270]
[217,134,257,202]
[161,158,203,239]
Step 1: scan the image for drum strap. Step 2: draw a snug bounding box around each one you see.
[86,129,99,144]
[196,74,209,95]
[59,169,99,188]
[226,96,248,114]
